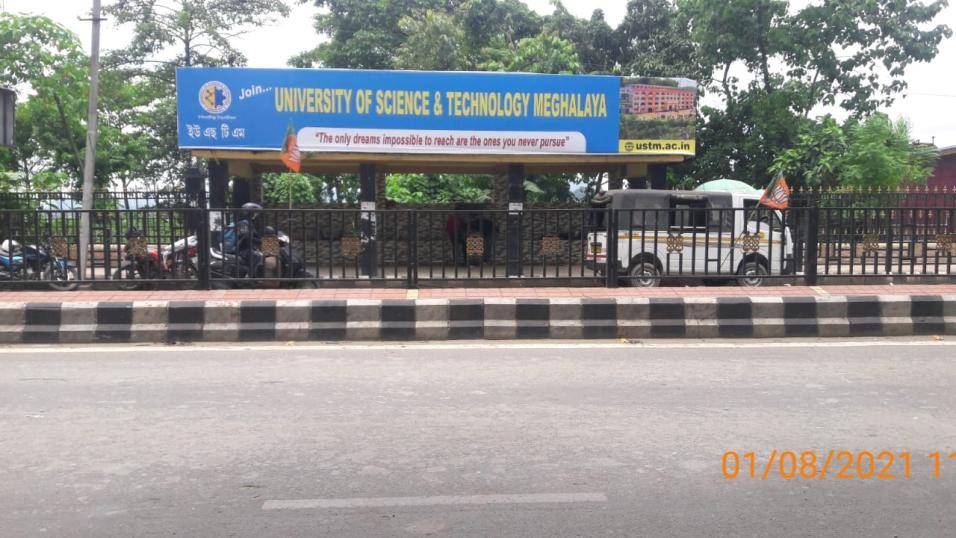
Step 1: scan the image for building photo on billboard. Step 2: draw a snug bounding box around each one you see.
[618,77,697,155]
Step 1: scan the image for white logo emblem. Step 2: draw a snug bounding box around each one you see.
[199,81,232,114]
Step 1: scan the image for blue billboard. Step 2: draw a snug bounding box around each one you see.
[176,68,696,156]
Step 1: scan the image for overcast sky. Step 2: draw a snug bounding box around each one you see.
[5,0,955,147]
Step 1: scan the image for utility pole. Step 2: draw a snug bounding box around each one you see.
[79,0,103,280]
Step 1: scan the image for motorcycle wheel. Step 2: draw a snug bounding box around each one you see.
[261,256,281,289]
[171,258,198,280]
[46,264,80,291]
[112,265,145,291]
[297,271,317,289]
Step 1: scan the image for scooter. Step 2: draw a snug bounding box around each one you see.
[261,226,314,286]
[207,223,313,288]
[0,239,79,291]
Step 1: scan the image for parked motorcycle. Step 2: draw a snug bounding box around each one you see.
[0,239,79,291]
[162,235,200,278]
[112,228,199,290]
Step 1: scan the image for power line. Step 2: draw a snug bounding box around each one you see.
[907,92,956,99]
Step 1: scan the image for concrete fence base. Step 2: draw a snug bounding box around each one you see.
[0,295,953,344]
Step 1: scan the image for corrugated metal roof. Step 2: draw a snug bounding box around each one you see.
[938,145,956,158]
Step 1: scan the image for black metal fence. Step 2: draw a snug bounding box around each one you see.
[0,207,203,289]
[811,206,956,279]
[0,195,953,289]
[207,208,604,286]
[791,186,956,210]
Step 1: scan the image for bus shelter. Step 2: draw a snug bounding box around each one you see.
[177,68,697,279]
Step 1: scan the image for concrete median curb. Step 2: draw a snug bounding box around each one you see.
[0,295,953,344]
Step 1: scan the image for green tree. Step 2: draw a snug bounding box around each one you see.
[771,114,936,190]
[292,0,455,68]
[386,174,491,204]
[0,13,157,195]
[695,84,811,185]
[785,0,952,115]
[543,4,620,73]
[679,0,950,184]
[0,14,87,186]
[104,0,292,184]
[459,0,542,55]
[481,33,582,73]
[395,10,470,71]
[105,0,290,68]
[767,116,846,189]
[292,0,548,70]
[261,172,319,206]
[617,0,702,79]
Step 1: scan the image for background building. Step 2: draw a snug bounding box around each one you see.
[929,145,956,190]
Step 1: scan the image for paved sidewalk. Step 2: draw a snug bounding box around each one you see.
[1,283,954,302]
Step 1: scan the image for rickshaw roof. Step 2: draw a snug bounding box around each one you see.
[600,189,735,210]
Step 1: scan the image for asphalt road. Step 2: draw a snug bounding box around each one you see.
[1,340,955,537]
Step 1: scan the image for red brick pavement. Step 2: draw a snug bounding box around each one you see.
[0,284,953,302]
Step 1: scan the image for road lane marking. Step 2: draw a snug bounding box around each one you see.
[0,339,952,354]
[262,492,607,510]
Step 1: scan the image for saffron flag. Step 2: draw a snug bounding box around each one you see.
[759,177,791,209]
[280,123,301,172]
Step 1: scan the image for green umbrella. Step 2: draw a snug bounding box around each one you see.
[694,179,763,195]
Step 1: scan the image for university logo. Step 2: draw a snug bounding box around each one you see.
[199,81,231,114]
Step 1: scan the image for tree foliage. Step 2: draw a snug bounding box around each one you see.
[102,0,292,184]
[105,0,290,69]
[0,14,87,184]
[617,0,701,79]
[771,114,936,190]
[395,10,470,71]
[681,0,951,185]
[261,172,319,206]
[387,174,492,204]
[0,14,157,192]
[480,33,582,74]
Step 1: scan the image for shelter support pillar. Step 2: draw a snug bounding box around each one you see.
[506,164,524,277]
[226,160,256,207]
[492,169,508,209]
[625,163,649,189]
[649,163,668,190]
[231,178,251,208]
[208,160,229,209]
[376,171,387,208]
[360,163,378,277]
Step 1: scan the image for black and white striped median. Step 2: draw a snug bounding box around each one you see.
[0,295,952,344]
